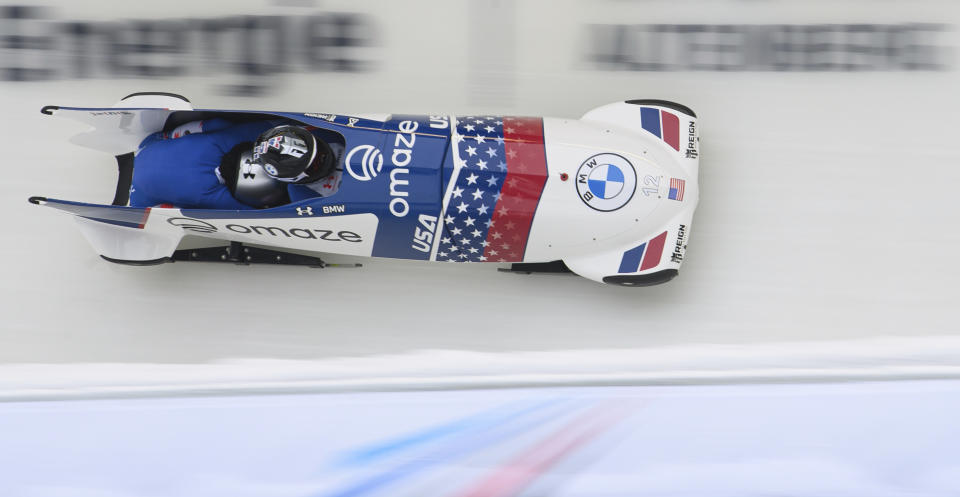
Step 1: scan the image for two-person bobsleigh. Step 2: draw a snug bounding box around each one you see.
[30,92,700,286]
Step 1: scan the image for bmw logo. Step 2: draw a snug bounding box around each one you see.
[575,153,637,211]
[264,164,278,176]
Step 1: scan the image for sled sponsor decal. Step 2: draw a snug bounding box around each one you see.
[671,224,687,263]
[88,111,132,116]
[167,217,364,242]
[576,153,637,212]
[345,145,384,182]
[428,115,450,129]
[668,178,685,201]
[640,107,681,151]
[617,231,668,273]
[685,121,699,159]
[437,116,548,262]
[167,217,218,234]
[367,115,446,261]
[165,215,378,256]
[411,214,438,253]
[386,120,419,218]
[39,199,155,230]
[304,113,337,122]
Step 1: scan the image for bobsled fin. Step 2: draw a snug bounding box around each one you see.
[114,92,192,109]
[35,198,153,229]
[603,270,679,287]
[41,93,193,155]
[30,197,184,262]
[624,99,695,118]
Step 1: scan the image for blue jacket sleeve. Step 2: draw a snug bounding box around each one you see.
[198,184,258,210]
[129,185,161,208]
[200,118,233,133]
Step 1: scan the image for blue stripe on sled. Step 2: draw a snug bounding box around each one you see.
[618,242,647,273]
[640,107,661,138]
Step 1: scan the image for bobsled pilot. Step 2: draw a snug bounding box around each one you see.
[129,119,343,210]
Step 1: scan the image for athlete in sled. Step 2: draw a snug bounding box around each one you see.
[131,118,346,210]
[30,93,701,286]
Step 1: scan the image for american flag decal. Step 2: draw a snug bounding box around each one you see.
[437,116,549,262]
[668,178,685,201]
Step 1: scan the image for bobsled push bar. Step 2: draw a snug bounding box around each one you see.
[100,241,361,269]
[170,242,329,267]
[169,242,361,268]
[498,260,573,275]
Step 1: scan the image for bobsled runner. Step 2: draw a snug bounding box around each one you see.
[30,92,700,286]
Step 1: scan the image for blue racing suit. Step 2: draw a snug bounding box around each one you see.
[130,119,275,209]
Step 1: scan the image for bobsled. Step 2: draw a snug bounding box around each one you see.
[30,92,700,286]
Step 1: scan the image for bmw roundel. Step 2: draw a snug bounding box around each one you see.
[575,153,636,211]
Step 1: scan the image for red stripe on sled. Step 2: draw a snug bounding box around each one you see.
[661,111,680,151]
[640,231,668,270]
[483,117,549,262]
[138,207,152,229]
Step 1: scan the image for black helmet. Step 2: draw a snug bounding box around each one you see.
[252,125,335,184]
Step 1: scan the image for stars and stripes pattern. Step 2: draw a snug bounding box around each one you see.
[668,178,685,201]
[437,116,548,263]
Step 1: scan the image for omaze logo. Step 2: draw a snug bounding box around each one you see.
[345,145,383,181]
[166,217,363,242]
[575,153,637,211]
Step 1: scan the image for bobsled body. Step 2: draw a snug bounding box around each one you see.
[32,93,700,286]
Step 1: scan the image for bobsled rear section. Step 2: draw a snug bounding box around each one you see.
[41,92,195,156]
[523,100,700,286]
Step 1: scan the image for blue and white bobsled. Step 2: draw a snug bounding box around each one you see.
[30,93,700,286]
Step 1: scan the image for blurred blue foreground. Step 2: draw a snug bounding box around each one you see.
[1,380,958,497]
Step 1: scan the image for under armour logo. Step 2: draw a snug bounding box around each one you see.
[243,171,256,179]
[296,207,313,216]
[348,117,359,127]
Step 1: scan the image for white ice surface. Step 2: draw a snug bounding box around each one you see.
[2,336,960,401]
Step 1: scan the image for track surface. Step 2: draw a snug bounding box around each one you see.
[2,1,959,365]
[3,76,959,364]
